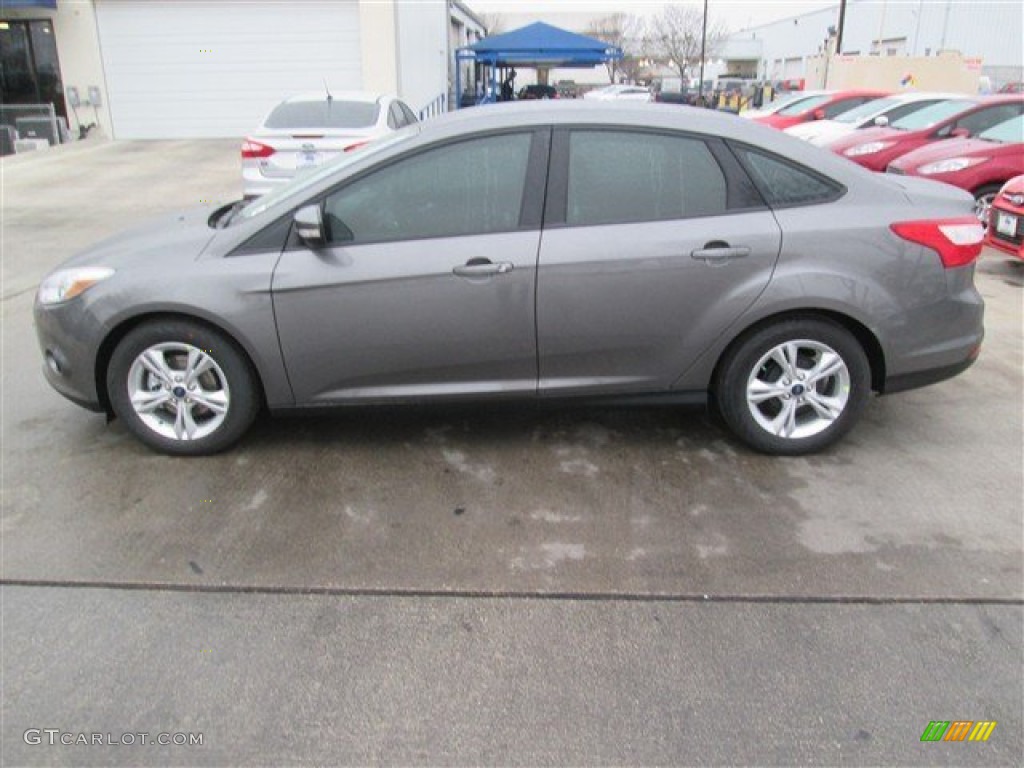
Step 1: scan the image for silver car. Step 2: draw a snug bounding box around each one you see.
[35,102,985,456]
[242,91,417,198]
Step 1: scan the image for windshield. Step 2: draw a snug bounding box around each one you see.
[763,93,817,113]
[776,94,831,116]
[892,99,973,131]
[264,100,380,130]
[978,114,1024,143]
[834,96,901,124]
[235,127,418,222]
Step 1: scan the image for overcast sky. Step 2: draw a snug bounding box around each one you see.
[466,1,837,32]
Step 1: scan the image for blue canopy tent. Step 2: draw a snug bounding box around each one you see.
[455,22,623,108]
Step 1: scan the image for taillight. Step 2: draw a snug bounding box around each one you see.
[241,139,274,159]
[890,217,984,268]
[344,141,369,153]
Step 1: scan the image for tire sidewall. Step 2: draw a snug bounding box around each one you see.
[717,319,871,455]
[106,320,259,456]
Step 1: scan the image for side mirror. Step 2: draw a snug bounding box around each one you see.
[873,115,889,127]
[813,108,826,120]
[293,204,325,247]
[951,127,970,138]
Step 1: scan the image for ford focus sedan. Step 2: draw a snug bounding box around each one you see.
[35,103,985,456]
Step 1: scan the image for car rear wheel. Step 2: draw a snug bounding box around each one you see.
[715,318,871,455]
[107,320,260,455]
[973,184,1002,225]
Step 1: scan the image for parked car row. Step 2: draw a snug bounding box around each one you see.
[751,90,1024,224]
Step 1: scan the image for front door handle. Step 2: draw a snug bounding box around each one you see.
[691,242,751,264]
[452,258,514,278]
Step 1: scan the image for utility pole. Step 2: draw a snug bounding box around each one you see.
[836,0,847,53]
[698,0,708,106]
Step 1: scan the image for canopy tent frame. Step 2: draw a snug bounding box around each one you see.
[455,22,623,108]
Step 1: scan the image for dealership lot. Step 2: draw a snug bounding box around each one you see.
[2,140,1022,764]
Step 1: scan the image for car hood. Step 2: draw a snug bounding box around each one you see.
[786,120,853,143]
[56,206,220,272]
[829,125,905,151]
[890,137,1016,169]
[1001,174,1024,195]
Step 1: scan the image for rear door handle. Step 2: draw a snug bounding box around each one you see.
[452,258,514,277]
[691,243,751,264]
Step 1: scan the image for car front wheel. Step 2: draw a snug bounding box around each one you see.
[106,319,260,455]
[715,318,871,455]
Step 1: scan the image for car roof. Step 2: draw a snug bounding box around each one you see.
[978,94,1024,104]
[416,101,872,179]
[891,91,972,102]
[282,91,392,105]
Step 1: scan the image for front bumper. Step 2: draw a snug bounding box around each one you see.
[34,296,106,412]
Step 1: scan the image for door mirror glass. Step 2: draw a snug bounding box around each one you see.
[873,115,889,127]
[293,204,325,247]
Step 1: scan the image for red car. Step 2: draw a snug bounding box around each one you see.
[752,89,888,130]
[829,95,1024,172]
[985,175,1024,259]
[886,115,1024,221]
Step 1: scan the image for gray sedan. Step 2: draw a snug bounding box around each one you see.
[34,103,985,456]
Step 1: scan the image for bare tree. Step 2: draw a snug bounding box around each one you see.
[477,12,505,37]
[585,13,646,83]
[649,3,727,85]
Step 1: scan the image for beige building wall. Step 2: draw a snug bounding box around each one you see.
[358,0,399,95]
[3,0,113,135]
[809,51,981,94]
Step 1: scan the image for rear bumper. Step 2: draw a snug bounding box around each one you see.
[241,165,289,198]
[883,348,980,394]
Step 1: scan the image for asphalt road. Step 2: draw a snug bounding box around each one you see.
[2,139,1022,766]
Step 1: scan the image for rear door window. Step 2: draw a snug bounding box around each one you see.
[564,130,728,226]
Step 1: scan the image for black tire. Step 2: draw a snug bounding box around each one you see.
[714,318,871,455]
[106,319,260,456]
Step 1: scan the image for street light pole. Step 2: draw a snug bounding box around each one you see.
[698,0,708,106]
[836,0,847,53]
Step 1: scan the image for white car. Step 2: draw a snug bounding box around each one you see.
[740,90,829,120]
[241,91,417,198]
[583,84,652,102]
[785,92,964,146]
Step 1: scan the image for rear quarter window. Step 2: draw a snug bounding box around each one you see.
[731,145,843,207]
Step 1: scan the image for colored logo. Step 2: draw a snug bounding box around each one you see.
[901,73,916,87]
[921,721,997,742]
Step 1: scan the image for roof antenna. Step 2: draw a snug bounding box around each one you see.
[324,78,333,102]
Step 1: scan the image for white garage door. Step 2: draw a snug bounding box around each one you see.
[95,0,362,139]
[782,57,804,81]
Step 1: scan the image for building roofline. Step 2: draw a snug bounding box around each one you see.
[728,3,839,39]
[451,0,486,32]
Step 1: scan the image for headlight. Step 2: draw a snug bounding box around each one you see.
[916,157,987,175]
[845,141,895,157]
[37,267,114,305]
